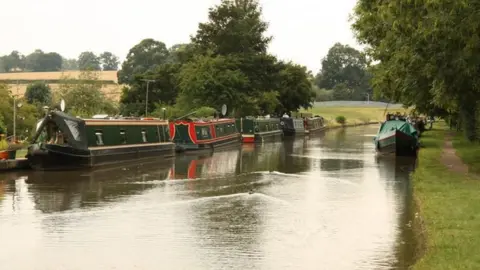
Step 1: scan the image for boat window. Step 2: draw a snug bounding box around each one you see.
[201,128,208,137]
[120,129,127,144]
[141,129,147,143]
[95,130,104,145]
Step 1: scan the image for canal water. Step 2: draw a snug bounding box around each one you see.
[0,125,417,270]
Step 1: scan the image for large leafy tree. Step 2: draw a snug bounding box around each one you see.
[25,82,52,105]
[57,71,117,117]
[315,43,371,101]
[99,51,119,71]
[352,0,480,140]
[78,51,101,71]
[120,63,181,116]
[117,39,169,84]
[192,0,271,56]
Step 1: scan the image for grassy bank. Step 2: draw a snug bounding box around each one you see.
[305,106,410,127]
[413,122,480,269]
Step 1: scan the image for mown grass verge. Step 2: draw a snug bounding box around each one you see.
[304,106,410,127]
[412,122,480,269]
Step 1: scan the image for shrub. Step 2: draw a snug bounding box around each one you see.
[335,115,346,125]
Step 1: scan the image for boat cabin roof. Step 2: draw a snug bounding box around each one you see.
[175,118,234,124]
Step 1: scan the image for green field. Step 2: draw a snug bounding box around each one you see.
[305,106,410,127]
[413,122,480,269]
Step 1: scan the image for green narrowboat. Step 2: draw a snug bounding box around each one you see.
[236,117,283,143]
[26,109,175,171]
[373,119,419,156]
[280,115,306,136]
[169,118,241,152]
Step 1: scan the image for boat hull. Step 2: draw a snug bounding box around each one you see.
[176,133,241,152]
[27,143,176,171]
[375,129,418,156]
[242,130,283,143]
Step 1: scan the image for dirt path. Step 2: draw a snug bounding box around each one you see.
[440,132,469,174]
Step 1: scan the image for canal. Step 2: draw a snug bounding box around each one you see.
[0,125,417,269]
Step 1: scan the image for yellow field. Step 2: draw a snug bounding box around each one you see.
[305,106,410,126]
[0,71,122,101]
[0,70,118,82]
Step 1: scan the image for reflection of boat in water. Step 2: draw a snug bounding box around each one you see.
[239,142,283,172]
[170,149,240,180]
[375,155,417,182]
[25,158,174,213]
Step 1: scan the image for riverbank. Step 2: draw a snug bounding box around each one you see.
[412,122,480,269]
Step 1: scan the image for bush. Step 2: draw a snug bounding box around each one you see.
[335,115,346,124]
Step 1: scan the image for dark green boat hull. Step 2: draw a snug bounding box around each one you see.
[374,129,418,156]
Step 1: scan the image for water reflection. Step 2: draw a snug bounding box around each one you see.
[0,125,418,270]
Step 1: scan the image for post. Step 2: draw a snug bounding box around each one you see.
[141,79,156,117]
[13,80,18,142]
[145,81,150,116]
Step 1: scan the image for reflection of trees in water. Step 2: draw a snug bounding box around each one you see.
[238,142,284,173]
[26,160,173,214]
[185,194,263,269]
[320,158,364,171]
[322,127,368,152]
[280,138,311,173]
[375,156,418,269]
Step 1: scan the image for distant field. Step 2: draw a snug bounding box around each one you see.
[0,70,118,82]
[0,71,122,101]
[306,105,410,127]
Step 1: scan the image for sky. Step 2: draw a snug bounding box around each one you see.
[0,0,360,73]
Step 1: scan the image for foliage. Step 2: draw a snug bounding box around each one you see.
[57,71,118,117]
[99,52,119,71]
[192,0,271,56]
[335,115,346,125]
[78,51,101,70]
[24,82,52,105]
[117,38,169,84]
[0,51,25,72]
[24,50,62,72]
[315,43,372,101]
[351,0,480,141]
[62,58,79,70]
[313,87,333,101]
[118,0,314,117]
[276,61,315,113]
[120,63,181,116]
[0,83,39,138]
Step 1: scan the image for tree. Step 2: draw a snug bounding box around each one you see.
[78,51,101,70]
[352,0,480,140]
[0,51,25,72]
[192,0,271,56]
[120,63,181,116]
[58,71,117,117]
[167,44,196,64]
[117,39,169,84]
[0,84,39,138]
[25,82,52,105]
[62,58,79,70]
[25,50,63,71]
[315,43,371,101]
[275,62,315,113]
[100,51,119,70]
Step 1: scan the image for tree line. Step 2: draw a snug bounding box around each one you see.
[0,50,119,72]
[352,0,480,141]
[116,0,374,118]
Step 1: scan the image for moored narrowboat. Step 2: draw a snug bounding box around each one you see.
[280,115,306,136]
[236,116,283,143]
[169,118,241,152]
[297,112,326,134]
[26,107,175,171]
[373,120,419,156]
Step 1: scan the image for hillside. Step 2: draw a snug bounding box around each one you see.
[0,71,122,101]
